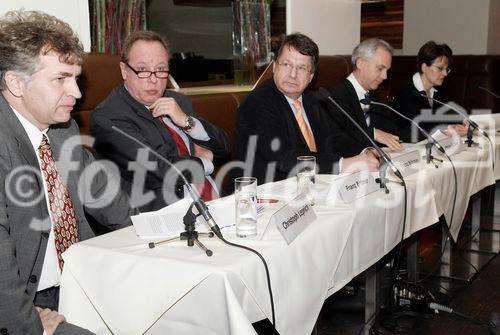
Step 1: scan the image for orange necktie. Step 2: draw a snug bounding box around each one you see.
[38,135,79,270]
[293,100,317,152]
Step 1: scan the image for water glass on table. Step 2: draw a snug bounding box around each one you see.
[297,156,316,205]
[234,177,258,237]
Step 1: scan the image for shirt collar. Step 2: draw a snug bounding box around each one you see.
[10,106,48,151]
[412,72,437,98]
[284,95,303,114]
[347,73,369,102]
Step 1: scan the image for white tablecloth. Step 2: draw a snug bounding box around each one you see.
[60,178,356,335]
[59,137,495,335]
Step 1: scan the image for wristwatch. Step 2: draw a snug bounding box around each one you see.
[181,115,195,131]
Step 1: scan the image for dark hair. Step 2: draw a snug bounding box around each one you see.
[417,41,453,74]
[121,30,169,63]
[275,33,319,73]
[0,10,84,90]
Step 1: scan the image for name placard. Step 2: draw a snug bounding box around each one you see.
[335,171,379,203]
[270,193,316,244]
[435,137,465,156]
[390,150,422,177]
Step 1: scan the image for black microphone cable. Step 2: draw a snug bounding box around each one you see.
[107,122,278,332]
[364,95,460,285]
[319,88,409,280]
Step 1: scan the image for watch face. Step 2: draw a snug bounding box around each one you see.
[185,116,194,129]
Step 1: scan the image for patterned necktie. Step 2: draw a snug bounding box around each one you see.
[157,117,217,201]
[362,92,371,126]
[292,100,317,152]
[38,134,79,270]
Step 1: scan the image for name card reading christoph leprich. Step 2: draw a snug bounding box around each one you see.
[335,171,379,203]
[270,193,317,244]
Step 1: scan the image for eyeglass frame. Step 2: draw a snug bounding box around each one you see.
[275,60,313,76]
[431,64,451,74]
[124,62,170,79]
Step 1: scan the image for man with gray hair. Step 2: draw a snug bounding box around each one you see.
[0,10,135,334]
[323,38,403,157]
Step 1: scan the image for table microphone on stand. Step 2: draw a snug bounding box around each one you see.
[359,96,445,166]
[319,87,404,193]
[99,119,223,255]
[413,91,491,145]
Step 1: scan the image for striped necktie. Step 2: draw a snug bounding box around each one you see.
[157,117,217,201]
[362,92,371,126]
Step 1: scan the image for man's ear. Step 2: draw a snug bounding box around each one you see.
[355,58,366,71]
[4,71,25,98]
[119,62,127,81]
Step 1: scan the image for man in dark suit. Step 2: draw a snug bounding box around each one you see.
[323,38,404,157]
[0,10,135,334]
[236,33,379,184]
[91,31,230,212]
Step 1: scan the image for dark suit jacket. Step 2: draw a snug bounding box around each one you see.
[390,79,447,143]
[91,85,230,212]
[235,79,340,184]
[323,78,395,157]
[0,94,135,334]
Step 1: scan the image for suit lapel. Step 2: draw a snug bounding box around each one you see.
[0,95,40,169]
[0,94,48,237]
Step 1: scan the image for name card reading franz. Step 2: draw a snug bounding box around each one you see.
[390,150,421,177]
[270,193,316,245]
[335,171,379,203]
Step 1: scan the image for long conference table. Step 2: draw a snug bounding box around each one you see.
[59,134,496,335]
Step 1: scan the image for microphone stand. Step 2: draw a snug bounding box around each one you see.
[148,203,215,257]
[360,98,445,168]
[376,161,391,193]
[109,124,223,253]
[464,123,476,147]
[180,203,214,256]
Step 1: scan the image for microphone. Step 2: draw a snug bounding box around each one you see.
[99,118,223,239]
[359,96,446,154]
[478,85,500,100]
[319,87,404,183]
[413,91,490,139]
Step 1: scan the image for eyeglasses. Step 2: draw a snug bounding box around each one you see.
[124,62,169,79]
[431,65,451,74]
[275,60,312,76]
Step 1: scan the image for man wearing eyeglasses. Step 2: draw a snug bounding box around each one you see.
[236,33,379,184]
[323,38,404,158]
[91,30,230,211]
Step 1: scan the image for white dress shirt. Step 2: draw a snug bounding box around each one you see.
[347,73,371,126]
[11,107,60,292]
[412,72,437,106]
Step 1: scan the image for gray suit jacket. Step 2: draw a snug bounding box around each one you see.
[0,94,135,334]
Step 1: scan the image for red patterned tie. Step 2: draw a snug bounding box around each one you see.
[157,118,217,201]
[38,134,79,270]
